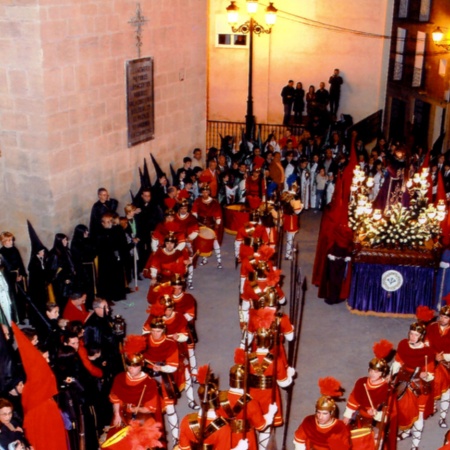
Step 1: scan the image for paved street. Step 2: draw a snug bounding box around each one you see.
[114,210,444,450]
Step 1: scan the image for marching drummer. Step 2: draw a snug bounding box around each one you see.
[192,182,223,269]
[143,232,191,285]
[174,199,199,290]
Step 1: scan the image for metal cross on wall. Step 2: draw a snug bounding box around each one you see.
[128,3,148,58]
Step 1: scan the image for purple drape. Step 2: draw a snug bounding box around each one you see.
[348,262,435,314]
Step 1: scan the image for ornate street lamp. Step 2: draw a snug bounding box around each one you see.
[226,0,277,140]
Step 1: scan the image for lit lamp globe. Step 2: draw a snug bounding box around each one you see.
[265,2,277,25]
[366,177,374,188]
[438,211,446,222]
[406,179,413,189]
[246,0,258,14]
[226,1,239,24]
[432,27,445,44]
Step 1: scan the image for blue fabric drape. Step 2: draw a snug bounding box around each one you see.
[348,262,435,314]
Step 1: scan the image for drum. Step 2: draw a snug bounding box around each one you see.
[102,424,130,449]
[224,204,250,235]
[194,227,216,257]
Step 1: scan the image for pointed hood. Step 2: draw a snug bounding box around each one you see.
[27,220,47,257]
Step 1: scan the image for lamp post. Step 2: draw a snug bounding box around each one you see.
[226,0,277,141]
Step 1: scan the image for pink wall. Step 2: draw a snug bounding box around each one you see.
[0,0,207,255]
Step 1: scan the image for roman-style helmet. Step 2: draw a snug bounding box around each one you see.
[149,316,166,331]
[409,321,426,341]
[197,365,220,409]
[315,377,343,415]
[441,305,450,318]
[229,364,245,390]
[164,231,177,244]
[368,339,393,378]
[122,335,147,367]
[255,327,274,349]
[170,274,185,287]
[230,349,247,389]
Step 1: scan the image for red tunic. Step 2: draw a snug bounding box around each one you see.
[192,198,222,228]
[294,415,351,450]
[143,335,179,406]
[62,301,90,323]
[179,413,232,450]
[173,291,197,319]
[245,176,265,199]
[236,223,269,259]
[248,350,288,426]
[109,371,160,420]
[174,213,200,240]
[345,377,397,450]
[216,390,266,450]
[152,221,186,247]
[146,248,188,282]
[426,322,450,399]
[395,339,435,429]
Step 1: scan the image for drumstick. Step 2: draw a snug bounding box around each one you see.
[364,383,376,412]
[132,385,147,419]
[425,355,428,378]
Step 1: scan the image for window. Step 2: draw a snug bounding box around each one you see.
[393,28,406,81]
[398,0,409,18]
[412,31,426,87]
[216,16,248,48]
[439,59,447,77]
[419,0,430,22]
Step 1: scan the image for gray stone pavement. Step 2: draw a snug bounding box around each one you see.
[114,210,444,450]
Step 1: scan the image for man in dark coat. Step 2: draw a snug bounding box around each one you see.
[89,188,118,240]
[281,80,295,126]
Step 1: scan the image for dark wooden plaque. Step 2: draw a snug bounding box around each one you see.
[126,57,155,147]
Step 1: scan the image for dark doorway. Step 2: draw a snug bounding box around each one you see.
[389,97,406,143]
[412,99,430,149]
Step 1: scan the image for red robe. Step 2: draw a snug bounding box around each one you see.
[395,339,435,429]
[426,322,450,399]
[294,415,351,450]
[11,323,68,450]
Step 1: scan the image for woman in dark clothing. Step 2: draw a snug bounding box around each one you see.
[0,398,31,450]
[293,82,305,124]
[0,232,27,324]
[70,224,97,309]
[45,233,76,310]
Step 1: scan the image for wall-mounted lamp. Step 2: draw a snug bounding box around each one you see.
[432,27,450,51]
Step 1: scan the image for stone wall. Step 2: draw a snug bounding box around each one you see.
[0,0,207,259]
[208,0,394,126]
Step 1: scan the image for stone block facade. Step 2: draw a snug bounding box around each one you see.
[0,0,207,260]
